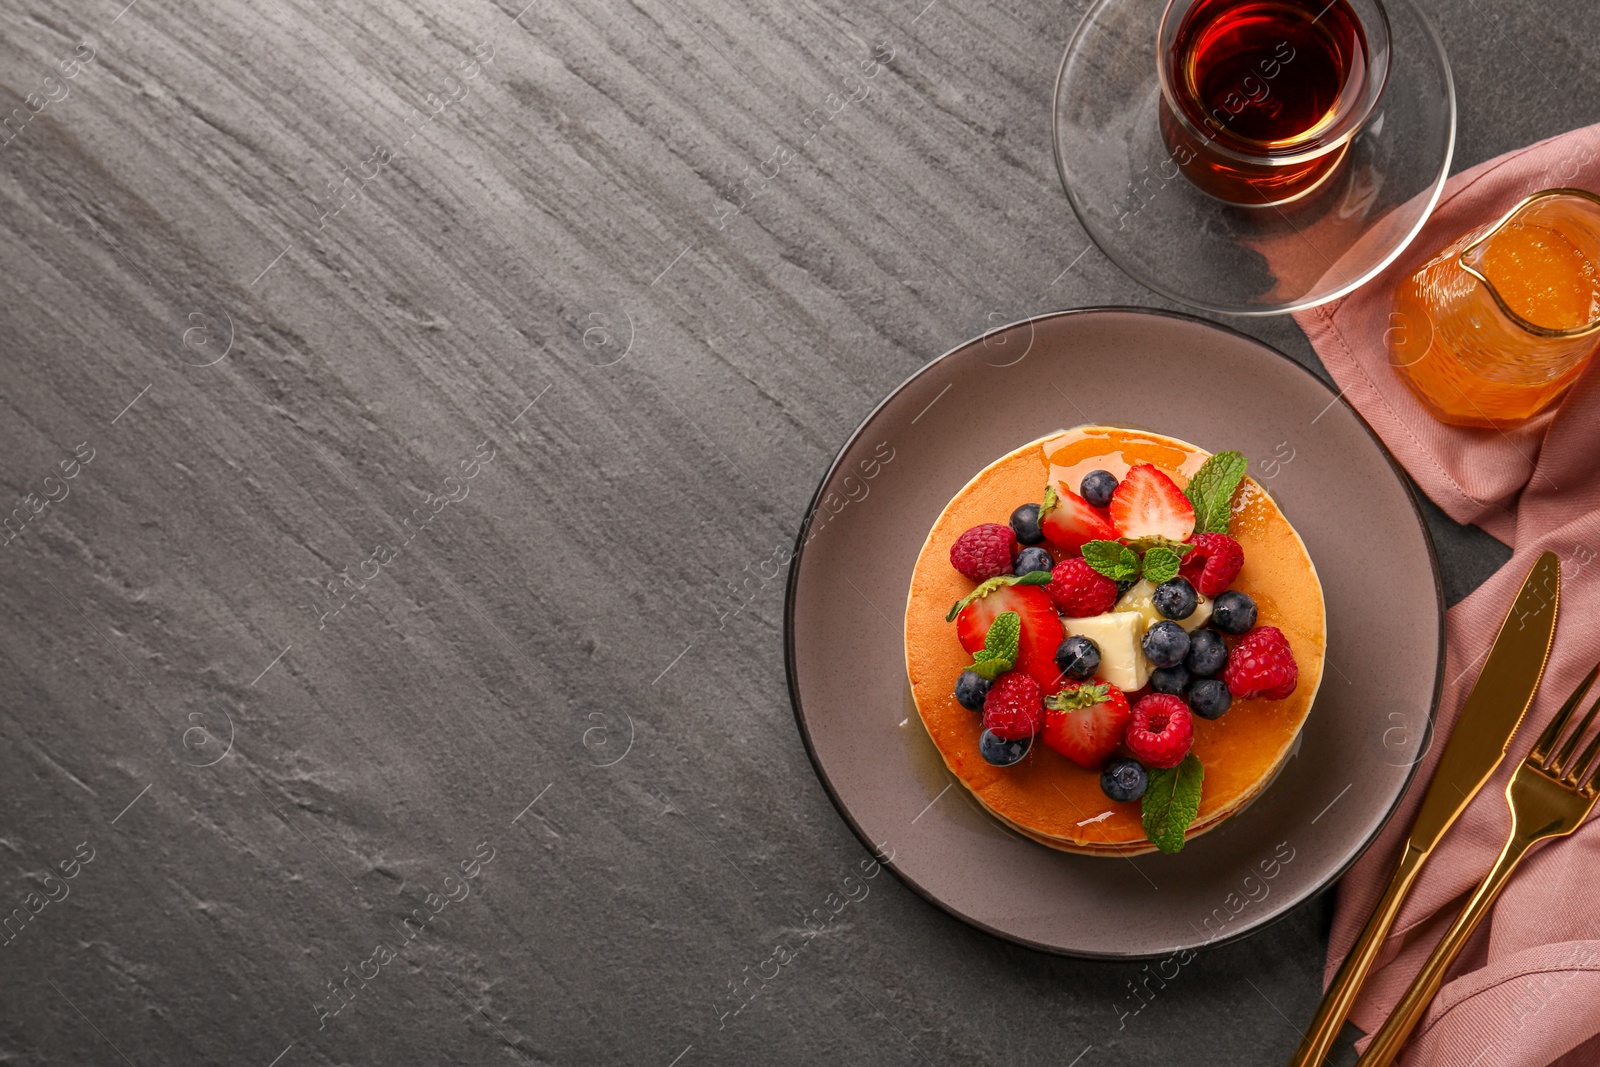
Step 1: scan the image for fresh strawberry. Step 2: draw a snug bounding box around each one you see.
[983,672,1045,741]
[1223,626,1298,700]
[1124,694,1194,769]
[1043,558,1118,618]
[1180,532,1244,596]
[1042,682,1131,769]
[1109,465,1195,543]
[949,523,1016,581]
[1040,484,1118,555]
[955,584,1064,691]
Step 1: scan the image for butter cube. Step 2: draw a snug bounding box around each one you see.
[1115,578,1212,632]
[1064,610,1150,692]
[1184,593,1213,631]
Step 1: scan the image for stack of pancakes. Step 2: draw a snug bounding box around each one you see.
[903,426,1326,856]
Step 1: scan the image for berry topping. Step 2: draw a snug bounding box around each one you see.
[950,523,1016,581]
[1125,694,1195,769]
[1054,635,1101,680]
[955,585,1065,691]
[1009,503,1045,546]
[1185,628,1229,677]
[1187,677,1232,719]
[1040,485,1118,555]
[1179,532,1245,596]
[1013,546,1055,577]
[979,729,1032,767]
[954,670,992,712]
[1142,620,1191,669]
[1223,626,1299,700]
[1152,577,1199,620]
[1041,682,1132,770]
[982,672,1046,741]
[1211,590,1258,634]
[1149,664,1190,695]
[1100,757,1149,802]
[1109,464,1195,543]
[1044,558,1119,618]
[1080,469,1120,509]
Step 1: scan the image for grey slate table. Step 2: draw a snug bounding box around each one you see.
[0,0,1589,1063]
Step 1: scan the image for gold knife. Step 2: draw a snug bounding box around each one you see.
[1287,550,1560,1067]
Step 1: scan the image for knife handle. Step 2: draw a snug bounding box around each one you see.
[1286,841,1429,1067]
[1356,829,1538,1066]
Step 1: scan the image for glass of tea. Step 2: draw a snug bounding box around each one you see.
[1157,0,1392,206]
[1389,189,1600,427]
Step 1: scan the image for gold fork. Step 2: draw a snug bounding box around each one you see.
[1356,661,1600,1066]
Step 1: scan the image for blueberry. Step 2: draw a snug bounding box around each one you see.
[1187,677,1233,720]
[1212,591,1258,634]
[1014,546,1055,577]
[1100,757,1149,802]
[1142,620,1191,668]
[1149,664,1190,695]
[1152,577,1198,620]
[979,729,1031,767]
[1009,503,1045,546]
[1080,469,1119,509]
[1186,628,1228,677]
[955,670,992,712]
[1115,578,1137,599]
[1055,635,1101,680]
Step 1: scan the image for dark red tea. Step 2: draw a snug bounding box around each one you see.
[1171,0,1369,149]
[1158,0,1376,204]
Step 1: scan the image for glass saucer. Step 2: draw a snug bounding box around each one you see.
[1052,0,1455,316]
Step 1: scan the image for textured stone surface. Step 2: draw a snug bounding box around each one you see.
[0,0,1586,1063]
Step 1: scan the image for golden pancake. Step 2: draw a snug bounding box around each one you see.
[904,426,1325,854]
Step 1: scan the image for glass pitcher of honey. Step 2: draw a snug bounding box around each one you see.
[1388,188,1600,426]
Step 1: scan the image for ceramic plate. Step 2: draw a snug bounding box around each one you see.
[784,308,1443,958]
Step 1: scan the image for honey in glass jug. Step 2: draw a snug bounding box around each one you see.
[1388,188,1600,426]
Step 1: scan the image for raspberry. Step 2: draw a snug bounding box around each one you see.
[1180,533,1245,597]
[1044,558,1118,617]
[982,672,1044,741]
[1223,626,1298,700]
[950,523,1016,582]
[1124,694,1194,769]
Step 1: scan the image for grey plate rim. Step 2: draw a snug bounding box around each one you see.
[782,306,1446,960]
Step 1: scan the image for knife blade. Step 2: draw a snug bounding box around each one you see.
[1288,549,1559,1067]
[1405,549,1559,852]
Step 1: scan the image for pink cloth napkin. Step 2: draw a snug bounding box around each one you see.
[1294,122,1600,1066]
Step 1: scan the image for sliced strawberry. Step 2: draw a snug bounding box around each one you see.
[1040,484,1118,555]
[1041,682,1132,770]
[955,584,1065,691]
[1109,464,1195,542]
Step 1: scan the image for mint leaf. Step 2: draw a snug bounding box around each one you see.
[1185,452,1248,535]
[945,571,1052,623]
[960,612,1021,680]
[1044,683,1112,712]
[1081,539,1139,582]
[1037,484,1060,525]
[1142,545,1183,585]
[968,651,1009,680]
[982,611,1020,665]
[1141,754,1204,854]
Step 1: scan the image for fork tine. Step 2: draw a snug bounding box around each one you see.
[1531,664,1599,767]
[1570,719,1600,791]
[1553,684,1600,776]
